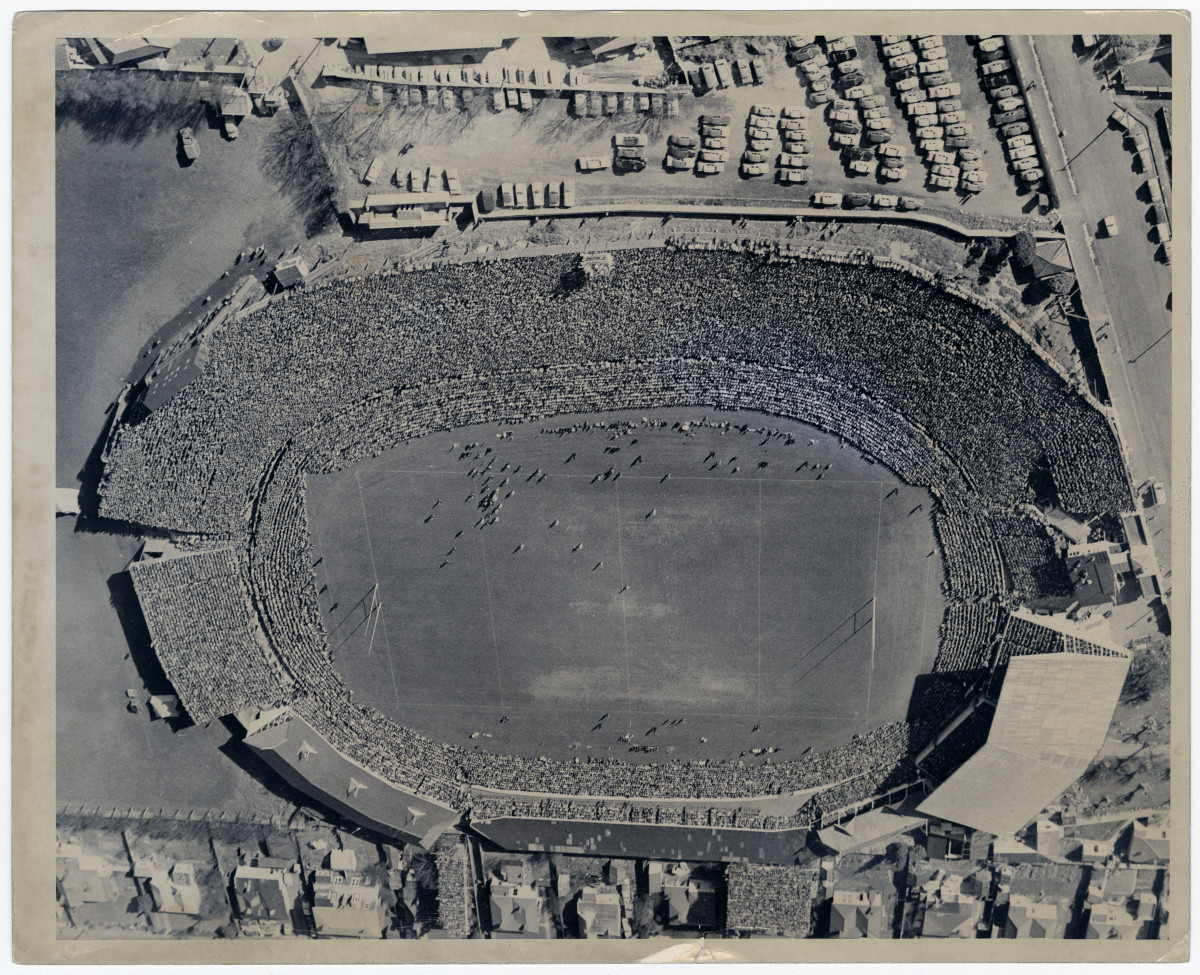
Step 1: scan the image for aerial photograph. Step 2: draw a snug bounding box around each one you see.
[37,14,1181,960]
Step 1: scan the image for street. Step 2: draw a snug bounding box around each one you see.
[1011,35,1175,582]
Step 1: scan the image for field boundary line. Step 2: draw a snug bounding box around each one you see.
[477,527,506,700]
[866,481,884,725]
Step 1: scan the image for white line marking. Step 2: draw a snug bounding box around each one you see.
[614,481,633,712]
[865,481,884,725]
[756,478,763,712]
[477,528,505,699]
[354,472,399,703]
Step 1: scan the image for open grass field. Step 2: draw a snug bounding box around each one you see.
[307,407,945,769]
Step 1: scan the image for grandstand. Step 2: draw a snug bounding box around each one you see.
[102,247,1133,853]
[918,625,1131,837]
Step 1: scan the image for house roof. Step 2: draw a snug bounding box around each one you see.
[921,900,981,938]
[919,647,1130,837]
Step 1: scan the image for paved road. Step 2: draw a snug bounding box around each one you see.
[1012,35,1175,583]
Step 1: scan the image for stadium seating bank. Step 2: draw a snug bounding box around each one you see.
[109,248,1132,855]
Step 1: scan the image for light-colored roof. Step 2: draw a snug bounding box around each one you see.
[919,648,1130,837]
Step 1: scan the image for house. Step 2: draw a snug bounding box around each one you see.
[219,85,253,119]
[232,860,305,936]
[146,861,203,915]
[56,844,118,908]
[926,821,972,861]
[1073,820,1129,863]
[1087,895,1156,939]
[661,865,717,930]
[829,888,894,938]
[577,884,628,938]
[1004,893,1059,938]
[921,899,983,938]
[489,880,545,936]
[311,869,385,938]
[328,848,358,873]
[1127,819,1170,865]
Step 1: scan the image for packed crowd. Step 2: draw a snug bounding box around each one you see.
[933,600,1003,673]
[102,248,1133,821]
[994,613,1065,666]
[919,702,998,782]
[990,509,1072,603]
[725,863,818,935]
[430,836,472,938]
[129,548,291,724]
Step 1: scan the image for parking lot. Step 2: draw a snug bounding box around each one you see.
[314,37,1041,223]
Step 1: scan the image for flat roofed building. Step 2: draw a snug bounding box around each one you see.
[919,639,1131,837]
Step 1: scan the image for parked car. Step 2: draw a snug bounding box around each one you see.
[894,75,921,93]
[742,149,769,163]
[844,192,872,208]
[879,165,907,180]
[577,156,607,171]
[865,118,893,131]
[844,146,874,162]
[882,41,912,58]
[669,134,699,149]
[880,34,907,45]
[833,120,862,134]
[928,172,956,189]
[742,161,769,176]
[879,144,907,159]
[890,65,919,82]
[751,58,767,84]
[982,58,1012,75]
[863,106,890,120]
[979,36,1006,53]
[178,126,199,161]
[844,84,873,100]
[915,124,944,140]
[699,149,729,163]
[696,161,721,175]
[778,118,808,133]
[810,78,832,95]
[909,102,938,117]
[793,43,822,62]
[1009,145,1039,161]
[1020,167,1044,183]
[809,89,833,104]
[778,152,809,168]
[779,168,810,183]
[994,107,1029,125]
[830,47,859,65]
[702,137,728,150]
[848,159,872,175]
[831,131,857,147]
[922,72,953,88]
[918,58,950,74]
[1013,156,1042,172]
[945,122,973,137]
[615,133,649,147]
[702,124,729,138]
[928,82,962,99]
[747,125,773,140]
[827,35,855,52]
[945,136,974,149]
[701,114,732,126]
[901,89,928,105]
[838,72,866,89]
[918,139,945,154]
[735,58,752,83]
[812,192,844,206]
[1000,121,1030,139]
[939,111,967,124]
[866,128,894,145]
[835,58,864,76]
[747,139,772,152]
[920,46,948,62]
[889,52,918,69]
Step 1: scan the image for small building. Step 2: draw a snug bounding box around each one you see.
[661,865,717,930]
[1127,819,1170,864]
[232,860,305,936]
[1004,893,1059,938]
[1087,895,1156,939]
[56,844,118,908]
[146,861,203,916]
[94,36,174,66]
[310,869,385,938]
[219,85,253,119]
[576,884,628,938]
[489,880,545,936]
[921,899,983,938]
[830,888,894,938]
[272,256,311,289]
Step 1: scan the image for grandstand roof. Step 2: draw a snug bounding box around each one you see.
[242,710,460,847]
[918,647,1130,837]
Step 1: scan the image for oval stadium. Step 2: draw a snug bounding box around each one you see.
[102,246,1138,861]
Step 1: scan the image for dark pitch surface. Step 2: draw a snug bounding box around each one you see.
[307,408,944,767]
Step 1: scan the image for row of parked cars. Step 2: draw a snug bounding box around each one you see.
[873,34,984,193]
[971,35,1045,188]
[812,191,924,210]
[1108,108,1172,262]
[485,179,577,210]
[571,90,677,118]
[690,55,767,92]
[741,104,787,177]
